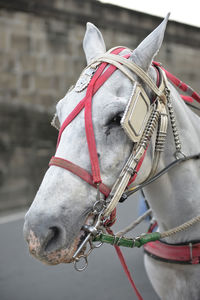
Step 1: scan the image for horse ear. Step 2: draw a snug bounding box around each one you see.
[83,22,106,64]
[131,13,170,72]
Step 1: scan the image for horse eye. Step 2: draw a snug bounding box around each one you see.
[108,114,122,126]
[113,115,121,124]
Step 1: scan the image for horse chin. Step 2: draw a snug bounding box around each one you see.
[28,215,94,265]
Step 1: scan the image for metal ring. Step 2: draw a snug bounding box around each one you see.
[93,200,104,214]
[92,241,103,248]
[73,255,88,272]
[89,237,103,249]
[115,236,123,246]
[112,235,119,245]
[112,235,123,246]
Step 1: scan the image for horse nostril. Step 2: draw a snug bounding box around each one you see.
[44,226,63,253]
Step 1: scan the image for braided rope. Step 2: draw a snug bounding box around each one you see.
[160,215,200,239]
[113,211,200,244]
[116,209,152,237]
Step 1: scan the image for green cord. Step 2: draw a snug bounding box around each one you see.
[93,232,161,248]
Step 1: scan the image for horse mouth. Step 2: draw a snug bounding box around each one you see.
[27,215,94,265]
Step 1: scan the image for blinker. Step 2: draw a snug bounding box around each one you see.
[121,82,152,143]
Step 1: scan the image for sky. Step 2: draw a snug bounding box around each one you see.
[99,0,200,27]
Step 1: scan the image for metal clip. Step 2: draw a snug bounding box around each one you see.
[125,166,137,176]
[96,183,100,201]
[93,183,106,214]
[189,242,193,263]
[93,200,105,215]
[174,150,186,160]
[82,224,99,236]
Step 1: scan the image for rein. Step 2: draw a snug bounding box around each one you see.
[49,46,200,300]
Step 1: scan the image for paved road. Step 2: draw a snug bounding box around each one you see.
[0,198,159,300]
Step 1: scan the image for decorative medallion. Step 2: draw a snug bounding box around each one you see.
[75,66,97,93]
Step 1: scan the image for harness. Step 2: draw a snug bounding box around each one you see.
[49,46,200,300]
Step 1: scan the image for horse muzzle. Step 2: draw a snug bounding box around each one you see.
[23,211,93,265]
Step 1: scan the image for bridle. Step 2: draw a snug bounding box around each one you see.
[49,46,200,299]
[49,46,168,258]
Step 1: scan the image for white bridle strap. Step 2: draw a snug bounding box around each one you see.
[97,54,167,102]
[104,146,147,217]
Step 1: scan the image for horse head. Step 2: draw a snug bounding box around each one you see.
[23,15,169,265]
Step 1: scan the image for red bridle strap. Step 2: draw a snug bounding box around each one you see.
[56,47,130,184]
[153,61,200,103]
[49,156,111,197]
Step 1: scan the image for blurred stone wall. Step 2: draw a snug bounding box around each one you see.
[0,0,199,212]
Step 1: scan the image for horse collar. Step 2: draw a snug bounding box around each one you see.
[144,223,200,265]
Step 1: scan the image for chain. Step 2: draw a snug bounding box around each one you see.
[166,88,185,158]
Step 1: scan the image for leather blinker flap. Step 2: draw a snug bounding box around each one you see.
[121,82,151,143]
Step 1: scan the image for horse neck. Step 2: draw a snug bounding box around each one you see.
[143,85,200,243]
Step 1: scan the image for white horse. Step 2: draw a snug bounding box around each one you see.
[24,15,200,299]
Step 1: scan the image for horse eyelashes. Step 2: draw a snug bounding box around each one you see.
[106,113,123,127]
